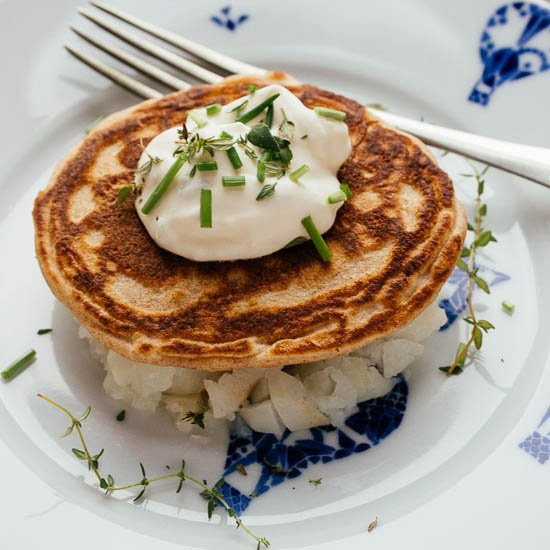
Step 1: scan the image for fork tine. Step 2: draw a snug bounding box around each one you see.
[91,0,268,76]
[65,45,162,99]
[78,7,224,84]
[71,26,190,91]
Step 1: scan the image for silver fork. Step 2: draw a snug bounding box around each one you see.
[67,1,549,188]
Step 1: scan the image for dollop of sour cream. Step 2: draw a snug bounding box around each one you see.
[135,84,351,261]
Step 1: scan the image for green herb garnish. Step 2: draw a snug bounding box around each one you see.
[37,394,270,549]
[116,409,126,422]
[236,136,258,161]
[339,183,352,199]
[327,190,347,204]
[440,163,496,376]
[206,103,222,116]
[141,154,187,214]
[222,175,246,187]
[174,127,234,159]
[284,236,308,249]
[137,153,163,176]
[84,115,105,135]
[226,147,243,169]
[301,134,308,140]
[188,108,208,128]
[229,99,248,114]
[1,349,36,381]
[246,83,257,94]
[181,392,209,429]
[502,300,515,314]
[114,185,134,205]
[263,162,287,179]
[278,108,295,142]
[263,459,291,475]
[200,188,212,228]
[301,215,332,262]
[256,182,278,201]
[257,158,267,183]
[37,328,53,335]
[313,106,346,122]
[196,160,218,172]
[289,164,310,183]
[237,93,280,124]
[247,123,292,178]
[365,102,388,111]
[309,478,322,486]
[265,104,274,128]
[248,123,280,151]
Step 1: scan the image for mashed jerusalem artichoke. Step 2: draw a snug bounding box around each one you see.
[81,301,445,436]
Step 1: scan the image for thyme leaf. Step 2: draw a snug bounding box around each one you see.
[256,182,278,201]
[137,153,163,176]
[181,391,209,430]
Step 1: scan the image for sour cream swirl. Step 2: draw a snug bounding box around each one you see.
[136,84,351,261]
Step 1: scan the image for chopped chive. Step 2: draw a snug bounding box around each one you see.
[222,175,246,187]
[1,349,36,381]
[116,409,126,422]
[502,300,515,314]
[301,134,308,140]
[339,183,352,199]
[247,83,257,93]
[206,103,222,116]
[289,164,310,183]
[226,147,243,169]
[188,108,208,128]
[237,93,280,124]
[196,160,218,171]
[314,106,346,122]
[37,328,53,335]
[327,190,348,204]
[142,154,187,214]
[200,189,212,228]
[301,216,332,262]
[265,104,274,128]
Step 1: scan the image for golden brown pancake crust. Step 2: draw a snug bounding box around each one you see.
[33,73,466,370]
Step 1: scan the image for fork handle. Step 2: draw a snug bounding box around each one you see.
[371,110,550,189]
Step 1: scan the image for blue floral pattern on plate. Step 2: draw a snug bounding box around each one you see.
[438,264,510,330]
[519,406,550,464]
[469,2,550,106]
[211,6,249,31]
[219,377,408,514]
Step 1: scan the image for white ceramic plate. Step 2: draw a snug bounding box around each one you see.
[1,1,549,549]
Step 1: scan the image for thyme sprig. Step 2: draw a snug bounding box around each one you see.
[440,163,496,376]
[174,123,235,159]
[37,394,270,549]
[181,391,209,429]
[137,152,163,177]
